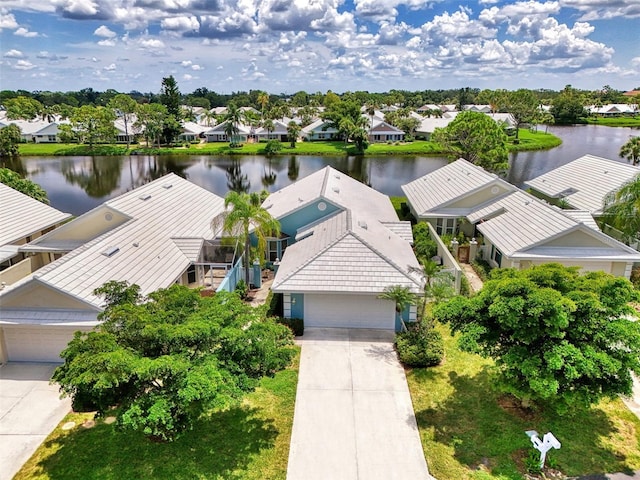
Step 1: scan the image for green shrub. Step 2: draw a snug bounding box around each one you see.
[412,222,437,262]
[277,317,304,336]
[235,279,248,299]
[395,323,444,367]
[264,139,282,155]
[471,258,492,281]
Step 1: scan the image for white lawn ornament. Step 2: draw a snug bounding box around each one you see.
[525,430,561,469]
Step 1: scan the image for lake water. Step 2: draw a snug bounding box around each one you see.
[6,124,637,216]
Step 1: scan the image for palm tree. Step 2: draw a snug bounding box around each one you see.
[212,191,280,288]
[223,103,244,146]
[287,121,301,148]
[257,91,269,121]
[378,285,417,330]
[620,136,640,165]
[409,259,454,324]
[263,119,275,139]
[602,174,640,243]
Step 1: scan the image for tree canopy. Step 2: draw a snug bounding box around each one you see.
[434,263,640,414]
[0,168,49,203]
[431,110,509,172]
[52,282,295,441]
[0,124,22,157]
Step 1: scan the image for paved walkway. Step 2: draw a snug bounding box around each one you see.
[461,263,484,293]
[287,328,432,480]
[0,363,70,480]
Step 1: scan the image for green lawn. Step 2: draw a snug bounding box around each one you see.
[14,350,300,480]
[586,117,640,127]
[18,129,560,157]
[407,323,640,480]
[507,129,562,151]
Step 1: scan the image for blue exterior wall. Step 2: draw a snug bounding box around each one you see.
[291,293,304,318]
[217,257,243,293]
[279,200,341,243]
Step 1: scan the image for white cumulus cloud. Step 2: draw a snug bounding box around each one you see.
[94,24,116,37]
[4,49,25,58]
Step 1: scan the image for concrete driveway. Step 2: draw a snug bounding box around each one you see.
[0,363,71,480]
[287,328,432,480]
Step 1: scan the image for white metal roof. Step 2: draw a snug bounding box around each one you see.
[524,154,640,214]
[1,174,225,308]
[263,166,398,222]
[0,182,71,247]
[0,308,100,326]
[470,190,640,260]
[272,210,422,294]
[401,158,505,216]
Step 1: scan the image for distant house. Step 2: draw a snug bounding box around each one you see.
[256,119,292,142]
[588,104,636,116]
[204,120,251,142]
[369,119,404,142]
[0,174,231,362]
[302,119,340,141]
[0,183,71,286]
[263,166,422,331]
[402,159,640,279]
[180,121,208,142]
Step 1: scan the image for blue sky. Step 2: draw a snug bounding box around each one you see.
[1,0,639,94]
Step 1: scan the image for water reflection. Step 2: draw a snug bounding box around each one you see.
[61,157,122,198]
[287,156,299,181]
[226,159,250,193]
[16,124,634,216]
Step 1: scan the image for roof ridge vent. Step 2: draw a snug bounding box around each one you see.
[358,220,368,230]
[333,186,340,193]
[139,193,152,201]
[162,183,173,189]
[102,246,120,257]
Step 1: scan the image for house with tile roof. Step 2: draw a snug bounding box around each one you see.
[263,166,422,330]
[0,174,231,362]
[402,159,640,279]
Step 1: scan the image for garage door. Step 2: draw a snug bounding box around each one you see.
[304,294,395,330]
[2,326,88,362]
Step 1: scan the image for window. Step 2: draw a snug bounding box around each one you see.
[268,240,279,262]
[435,218,456,235]
[490,245,503,267]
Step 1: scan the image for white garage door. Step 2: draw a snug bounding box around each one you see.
[304,294,395,330]
[2,326,87,362]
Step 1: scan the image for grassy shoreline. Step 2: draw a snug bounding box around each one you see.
[586,116,640,127]
[17,129,561,157]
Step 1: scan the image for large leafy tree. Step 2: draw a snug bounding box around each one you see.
[602,174,640,242]
[0,168,49,203]
[65,105,117,150]
[52,282,295,441]
[619,136,640,166]
[431,111,509,172]
[505,89,539,142]
[134,103,167,148]
[212,191,280,287]
[108,94,138,148]
[4,96,43,120]
[0,124,22,157]
[434,264,640,414]
[550,84,587,124]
